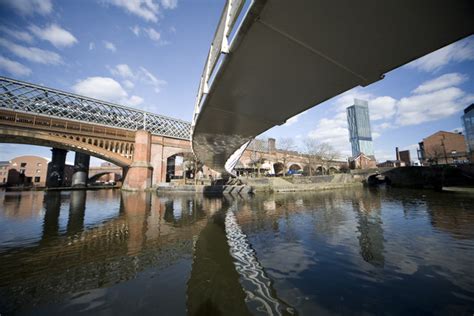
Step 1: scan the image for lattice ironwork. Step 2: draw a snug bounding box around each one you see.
[0,76,191,140]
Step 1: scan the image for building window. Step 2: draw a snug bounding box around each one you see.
[20,169,25,175]
[20,163,27,167]
[36,169,41,173]
[34,176,40,183]
[37,163,42,167]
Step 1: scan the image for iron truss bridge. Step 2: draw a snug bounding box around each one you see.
[0,76,191,140]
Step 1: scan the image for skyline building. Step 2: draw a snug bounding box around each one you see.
[347,99,375,158]
[462,103,474,161]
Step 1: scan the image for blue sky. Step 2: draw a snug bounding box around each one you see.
[0,0,473,165]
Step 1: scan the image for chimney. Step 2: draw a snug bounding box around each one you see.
[268,138,276,153]
[395,147,400,161]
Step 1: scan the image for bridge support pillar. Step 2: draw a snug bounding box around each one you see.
[122,130,153,191]
[46,148,68,188]
[71,152,90,187]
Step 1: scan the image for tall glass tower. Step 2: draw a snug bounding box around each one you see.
[346,99,375,157]
[462,103,474,159]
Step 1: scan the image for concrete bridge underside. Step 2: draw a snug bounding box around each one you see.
[192,0,474,174]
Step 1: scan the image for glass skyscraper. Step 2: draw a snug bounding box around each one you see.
[347,99,375,157]
[462,103,474,158]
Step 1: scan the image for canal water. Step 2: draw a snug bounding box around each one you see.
[0,188,473,315]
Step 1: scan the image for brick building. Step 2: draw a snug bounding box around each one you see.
[349,153,377,169]
[4,155,75,188]
[417,131,468,166]
[396,147,411,166]
[0,161,9,185]
[7,156,49,187]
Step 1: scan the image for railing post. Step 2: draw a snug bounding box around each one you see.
[221,0,232,53]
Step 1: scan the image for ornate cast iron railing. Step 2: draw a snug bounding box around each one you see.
[0,76,191,140]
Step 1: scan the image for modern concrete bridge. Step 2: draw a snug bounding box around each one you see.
[0,77,192,190]
[192,0,474,174]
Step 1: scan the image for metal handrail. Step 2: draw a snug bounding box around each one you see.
[192,0,246,128]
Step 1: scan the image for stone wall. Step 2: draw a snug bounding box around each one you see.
[382,166,473,189]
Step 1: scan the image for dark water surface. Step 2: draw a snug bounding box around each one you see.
[0,188,473,315]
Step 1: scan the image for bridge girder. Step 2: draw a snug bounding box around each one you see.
[0,76,191,140]
[0,126,133,167]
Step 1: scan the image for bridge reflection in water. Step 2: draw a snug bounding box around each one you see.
[1,188,474,315]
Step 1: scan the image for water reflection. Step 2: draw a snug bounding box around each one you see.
[352,188,384,267]
[67,190,86,235]
[187,204,251,316]
[0,190,213,314]
[0,188,473,315]
[231,189,474,314]
[42,191,62,240]
[2,191,44,219]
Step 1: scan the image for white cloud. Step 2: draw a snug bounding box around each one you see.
[103,40,116,52]
[0,56,31,76]
[332,88,396,121]
[89,42,95,50]
[1,0,52,15]
[127,95,144,106]
[406,36,474,72]
[139,66,166,93]
[106,0,160,22]
[413,73,468,94]
[0,25,33,43]
[369,96,397,120]
[122,79,135,89]
[161,0,178,10]
[306,71,471,158]
[397,73,470,126]
[131,26,163,43]
[284,111,307,127]
[373,122,392,132]
[109,64,166,94]
[308,112,351,157]
[0,38,62,64]
[461,93,474,105]
[73,77,127,101]
[333,88,372,112]
[29,24,78,48]
[283,114,301,126]
[72,76,143,107]
[396,87,466,126]
[130,25,140,36]
[110,64,134,78]
[144,27,161,41]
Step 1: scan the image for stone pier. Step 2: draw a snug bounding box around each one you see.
[46,148,67,188]
[71,152,90,187]
[122,130,153,191]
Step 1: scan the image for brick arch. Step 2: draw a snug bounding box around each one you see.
[287,162,303,170]
[88,172,123,183]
